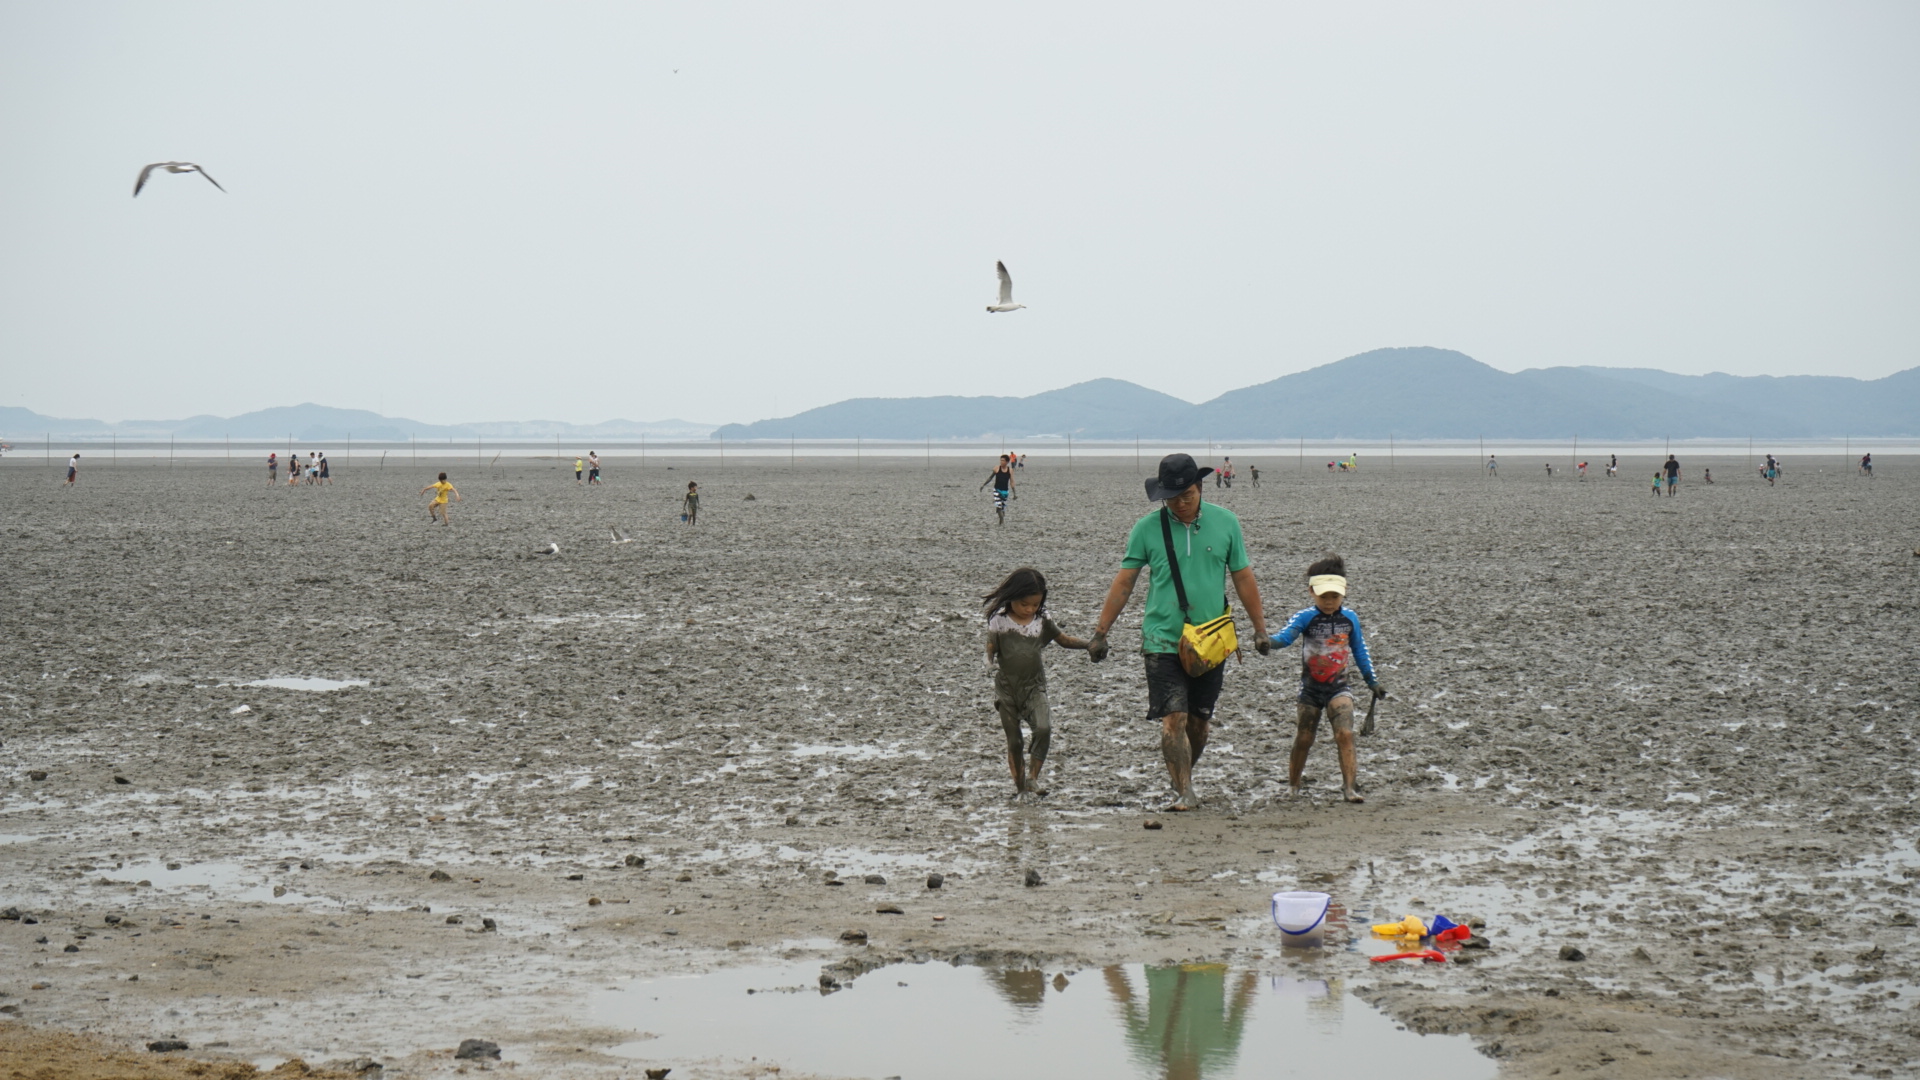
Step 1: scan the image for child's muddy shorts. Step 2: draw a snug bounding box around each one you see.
[1297,677,1353,711]
[994,683,1051,758]
[1143,652,1225,722]
[1297,697,1355,734]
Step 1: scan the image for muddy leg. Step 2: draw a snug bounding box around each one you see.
[998,701,1028,796]
[1161,712,1198,809]
[1289,702,1321,796]
[1327,697,1362,802]
[1027,695,1051,795]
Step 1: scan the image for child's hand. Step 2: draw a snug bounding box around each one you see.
[1254,637,1272,656]
[1368,681,1389,700]
[1087,632,1109,663]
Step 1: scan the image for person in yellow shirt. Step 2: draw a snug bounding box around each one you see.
[419,472,461,526]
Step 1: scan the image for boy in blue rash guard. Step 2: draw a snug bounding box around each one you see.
[1270,554,1385,804]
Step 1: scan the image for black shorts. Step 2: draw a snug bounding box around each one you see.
[1298,677,1353,709]
[1143,652,1225,722]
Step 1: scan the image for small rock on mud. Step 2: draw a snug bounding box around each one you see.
[1024,869,1043,887]
[454,1039,501,1060]
[148,1041,190,1053]
[926,873,944,889]
[1559,945,1587,962]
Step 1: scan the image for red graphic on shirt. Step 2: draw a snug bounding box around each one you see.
[1305,630,1350,683]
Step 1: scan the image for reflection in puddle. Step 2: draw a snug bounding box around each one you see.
[243,677,370,691]
[595,961,1492,1079]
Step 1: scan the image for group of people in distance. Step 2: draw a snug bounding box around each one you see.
[265,451,332,486]
[983,453,1385,811]
[573,452,602,484]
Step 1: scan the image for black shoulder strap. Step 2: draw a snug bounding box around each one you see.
[1159,507,1192,619]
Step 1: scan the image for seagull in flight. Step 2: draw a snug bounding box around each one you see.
[133,162,225,197]
[609,526,634,544]
[986,261,1026,313]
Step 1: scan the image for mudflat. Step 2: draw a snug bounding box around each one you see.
[1,456,1914,1078]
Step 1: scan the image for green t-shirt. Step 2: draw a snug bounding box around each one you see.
[1120,503,1249,654]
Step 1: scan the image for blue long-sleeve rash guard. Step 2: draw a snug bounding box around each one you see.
[1271,606,1377,689]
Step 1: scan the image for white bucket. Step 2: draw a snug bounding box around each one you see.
[1270,891,1331,946]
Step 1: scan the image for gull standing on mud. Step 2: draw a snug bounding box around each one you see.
[986,261,1026,313]
[133,162,226,197]
[609,526,634,544]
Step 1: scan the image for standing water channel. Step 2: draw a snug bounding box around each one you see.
[594,959,1493,1080]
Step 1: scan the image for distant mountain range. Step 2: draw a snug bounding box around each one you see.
[0,403,715,441]
[713,348,1920,440]
[9,348,1916,442]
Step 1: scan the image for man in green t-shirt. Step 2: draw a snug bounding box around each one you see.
[1089,454,1272,811]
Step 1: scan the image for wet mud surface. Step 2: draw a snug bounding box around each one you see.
[2,457,1916,1078]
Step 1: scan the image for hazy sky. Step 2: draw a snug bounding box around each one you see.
[3,2,1916,426]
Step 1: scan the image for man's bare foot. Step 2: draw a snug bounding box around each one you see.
[1288,784,1304,799]
[1167,789,1200,811]
[1342,786,1366,804]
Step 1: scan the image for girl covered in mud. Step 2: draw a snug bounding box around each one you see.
[983,568,1093,800]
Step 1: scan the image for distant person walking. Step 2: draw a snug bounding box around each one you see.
[1544,462,1554,478]
[317,452,331,485]
[574,457,585,484]
[1860,453,1873,477]
[1651,469,1663,496]
[1248,464,1260,489]
[1703,468,1713,484]
[64,453,79,487]
[1086,453,1273,812]
[267,452,278,485]
[1608,454,1618,478]
[682,481,700,525]
[587,451,602,485]
[1216,458,1230,488]
[1763,454,1780,486]
[1577,461,1588,481]
[420,472,460,525]
[979,454,1015,525]
[1663,455,1681,496]
[1487,455,1498,476]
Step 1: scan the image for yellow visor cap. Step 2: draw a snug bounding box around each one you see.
[1308,575,1347,597]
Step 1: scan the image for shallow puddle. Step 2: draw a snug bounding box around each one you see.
[242,677,370,691]
[106,859,313,904]
[595,960,1493,1079]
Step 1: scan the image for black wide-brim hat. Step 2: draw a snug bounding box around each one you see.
[1144,453,1213,501]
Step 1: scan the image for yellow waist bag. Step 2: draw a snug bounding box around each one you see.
[1160,508,1239,677]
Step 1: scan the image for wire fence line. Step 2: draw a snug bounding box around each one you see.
[2,434,1914,466]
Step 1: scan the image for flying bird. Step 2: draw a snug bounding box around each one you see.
[986,261,1025,313]
[609,526,634,544]
[134,162,225,197]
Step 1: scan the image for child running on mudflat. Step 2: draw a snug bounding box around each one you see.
[1270,554,1384,804]
[979,454,1015,525]
[1651,470,1663,496]
[983,568,1093,800]
[420,472,460,525]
